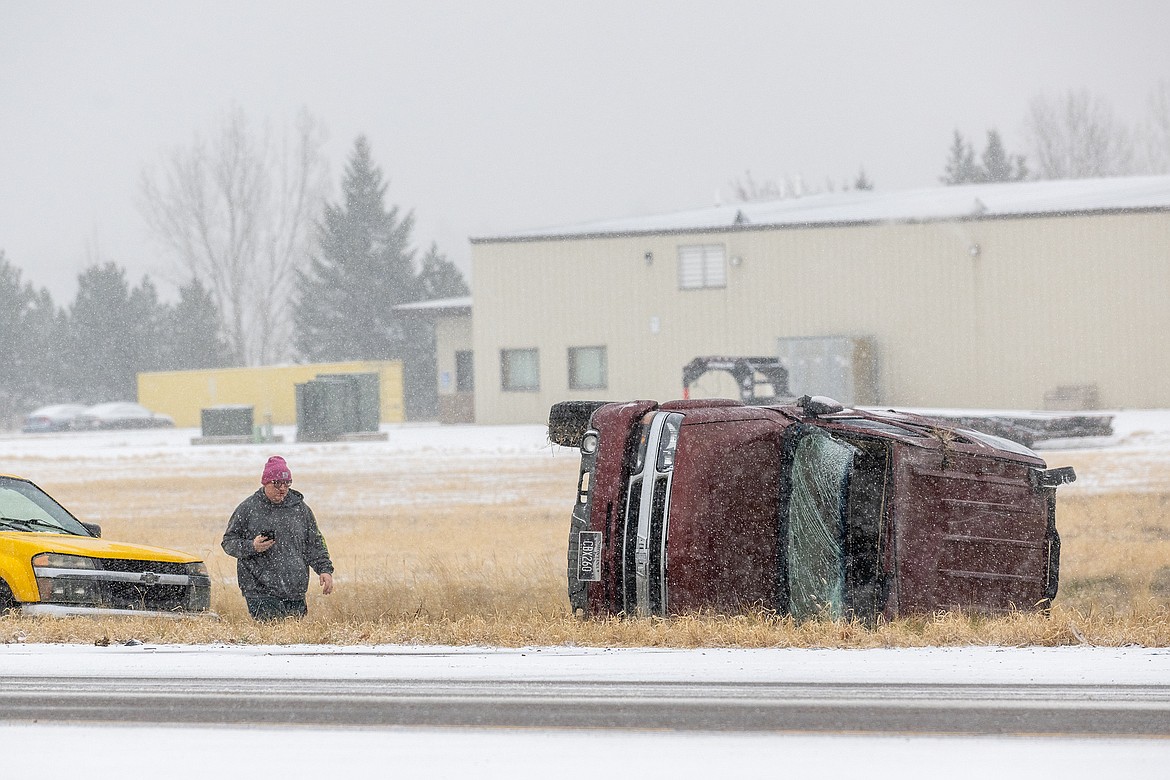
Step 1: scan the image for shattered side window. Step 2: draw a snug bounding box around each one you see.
[787,431,858,620]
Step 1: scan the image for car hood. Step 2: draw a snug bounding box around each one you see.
[0,531,200,563]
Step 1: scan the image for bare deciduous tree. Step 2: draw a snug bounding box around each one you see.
[1024,89,1134,179]
[728,170,783,202]
[1140,80,1170,174]
[139,107,328,365]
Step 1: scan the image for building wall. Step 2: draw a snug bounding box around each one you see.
[435,314,475,423]
[138,360,405,428]
[436,315,473,396]
[470,211,1170,423]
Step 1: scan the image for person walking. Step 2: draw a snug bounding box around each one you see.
[222,455,335,620]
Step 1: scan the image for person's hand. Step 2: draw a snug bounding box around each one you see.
[252,534,276,553]
[319,572,334,595]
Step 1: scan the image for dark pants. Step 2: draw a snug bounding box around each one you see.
[245,595,307,621]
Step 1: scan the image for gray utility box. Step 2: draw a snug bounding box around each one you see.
[295,372,381,442]
[200,405,254,437]
[315,372,380,432]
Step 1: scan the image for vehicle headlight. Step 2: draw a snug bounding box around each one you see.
[32,552,98,570]
[185,561,209,577]
[656,414,683,472]
[33,553,100,604]
[581,431,599,454]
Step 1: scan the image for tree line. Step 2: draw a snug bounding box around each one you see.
[0,257,230,424]
[730,83,1170,198]
[2,126,468,427]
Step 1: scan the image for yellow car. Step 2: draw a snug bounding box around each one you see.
[0,474,211,617]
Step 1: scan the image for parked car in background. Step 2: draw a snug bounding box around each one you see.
[71,402,175,430]
[21,404,89,433]
[0,474,212,616]
[550,396,1076,623]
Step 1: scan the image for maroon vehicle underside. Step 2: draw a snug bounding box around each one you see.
[579,400,1062,619]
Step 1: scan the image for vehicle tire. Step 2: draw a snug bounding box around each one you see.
[548,401,610,447]
[0,580,17,616]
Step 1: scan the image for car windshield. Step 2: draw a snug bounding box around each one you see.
[0,477,89,536]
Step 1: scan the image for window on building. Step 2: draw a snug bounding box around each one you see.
[455,350,474,392]
[677,244,727,289]
[568,346,607,390]
[501,348,540,392]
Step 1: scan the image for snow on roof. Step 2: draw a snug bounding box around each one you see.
[393,296,472,312]
[473,175,1170,243]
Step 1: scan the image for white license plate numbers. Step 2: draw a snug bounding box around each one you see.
[577,530,602,581]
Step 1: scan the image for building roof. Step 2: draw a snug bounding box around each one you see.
[472,175,1170,243]
[393,295,472,314]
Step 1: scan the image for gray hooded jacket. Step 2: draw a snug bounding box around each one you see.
[221,488,334,600]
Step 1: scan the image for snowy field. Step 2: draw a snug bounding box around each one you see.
[3,410,1170,774]
[5,408,1170,490]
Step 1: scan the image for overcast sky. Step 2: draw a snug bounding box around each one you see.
[1,1,1167,303]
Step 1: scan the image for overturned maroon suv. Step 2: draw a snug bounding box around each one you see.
[549,396,1075,622]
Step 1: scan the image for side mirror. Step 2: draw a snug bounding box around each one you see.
[1031,466,1077,489]
[798,395,845,417]
[81,522,102,538]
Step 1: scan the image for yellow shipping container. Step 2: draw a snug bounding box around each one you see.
[137,361,404,428]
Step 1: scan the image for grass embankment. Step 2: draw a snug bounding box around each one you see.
[3,451,1169,647]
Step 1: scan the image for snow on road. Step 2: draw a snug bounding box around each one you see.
[2,643,1169,778]
[2,642,1169,686]
[5,722,1167,779]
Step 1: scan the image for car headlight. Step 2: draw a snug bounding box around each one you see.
[32,552,98,569]
[656,413,683,472]
[185,561,209,577]
[33,553,100,604]
[580,431,599,454]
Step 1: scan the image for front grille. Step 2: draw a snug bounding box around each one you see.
[648,476,669,614]
[622,478,643,612]
[98,559,188,575]
[99,581,189,611]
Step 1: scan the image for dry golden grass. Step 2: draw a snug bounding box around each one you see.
[3,441,1169,647]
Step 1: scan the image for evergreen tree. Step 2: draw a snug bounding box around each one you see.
[296,136,420,362]
[853,168,874,191]
[0,253,63,423]
[127,276,165,375]
[417,242,471,299]
[65,263,168,402]
[943,129,1030,185]
[295,136,454,417]
[164,277,232,370]
[981,129,1029,182]
[941,130,979,184]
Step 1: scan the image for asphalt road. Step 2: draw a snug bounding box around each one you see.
[4,677,1169,736]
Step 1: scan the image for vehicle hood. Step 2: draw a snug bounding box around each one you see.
[0,531,200,563]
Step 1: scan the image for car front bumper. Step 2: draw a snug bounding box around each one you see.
[20,603,217,619]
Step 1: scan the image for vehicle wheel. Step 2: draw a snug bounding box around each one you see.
[548,401,610,447]
[0,580,17,616]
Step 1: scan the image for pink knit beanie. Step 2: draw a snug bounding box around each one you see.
[262,455,292,484]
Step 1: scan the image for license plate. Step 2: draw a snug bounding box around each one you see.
[577,530,602,581]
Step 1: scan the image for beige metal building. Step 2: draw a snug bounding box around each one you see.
[468,175,1170,424]
[395,297,475,423]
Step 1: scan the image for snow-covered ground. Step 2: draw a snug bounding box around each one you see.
[2,644,1169,778]
[5,408,1170,486]
[7,722,1163,779]
[2,643,1169,777]
[3,640,1169,685]
[3,411,1170,774]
